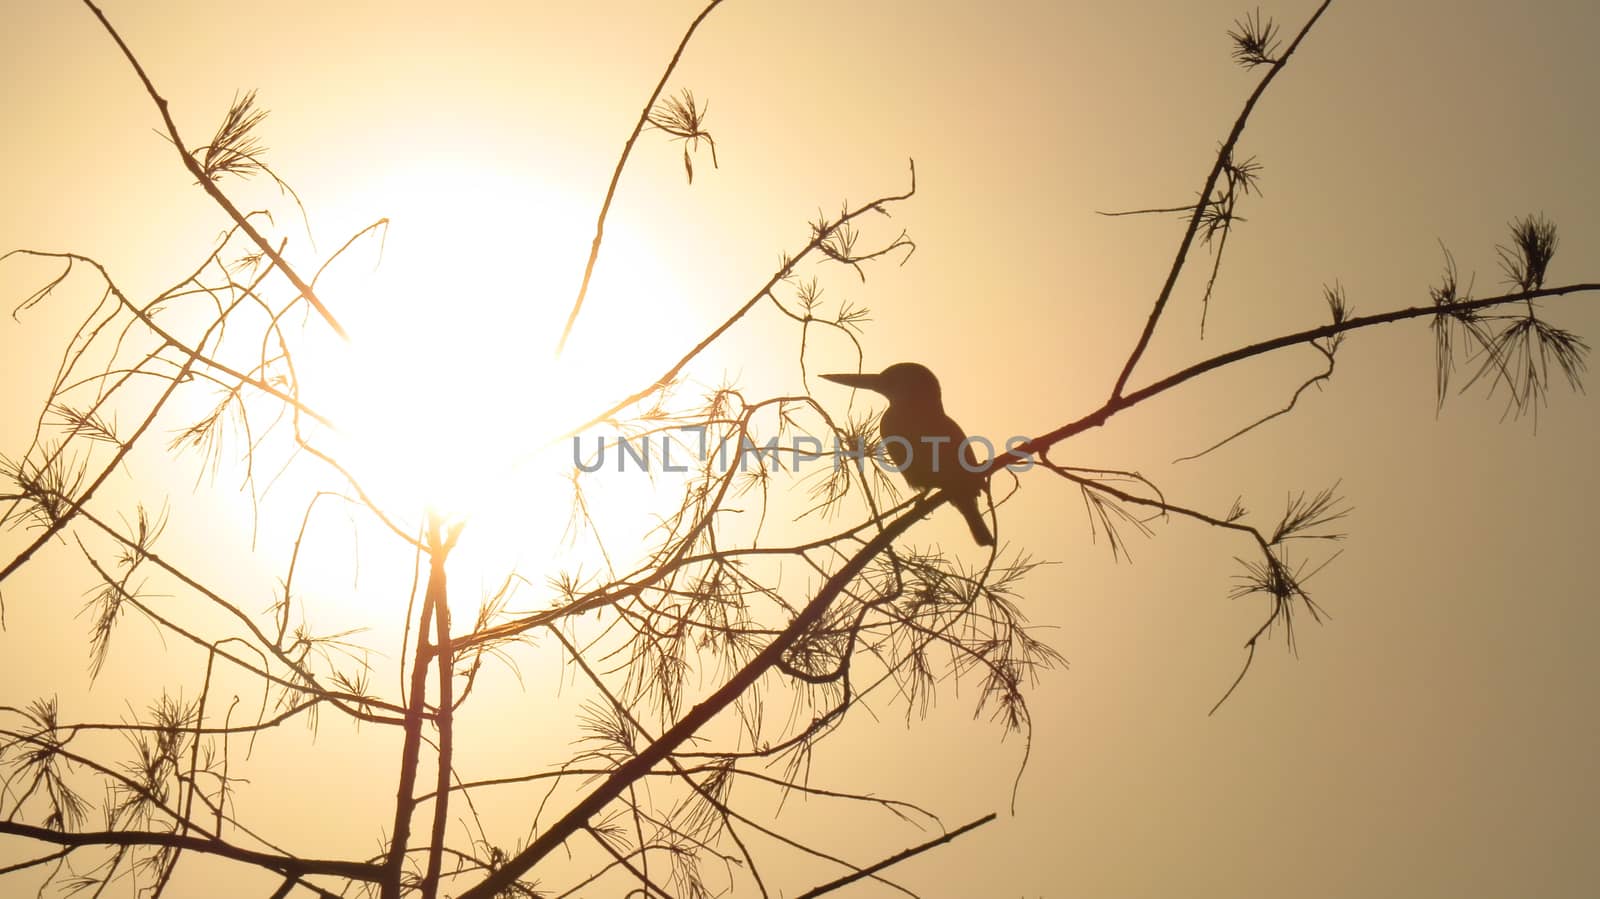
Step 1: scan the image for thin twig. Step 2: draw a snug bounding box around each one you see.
[556,0,727,355]
[1109,0,1333,399]
[794,813,997,898]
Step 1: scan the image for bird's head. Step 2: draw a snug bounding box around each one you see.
[820,362,943,407]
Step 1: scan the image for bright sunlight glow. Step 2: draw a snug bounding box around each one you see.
[295,161,681,537]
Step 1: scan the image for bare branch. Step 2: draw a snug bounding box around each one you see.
[556,0,728,355]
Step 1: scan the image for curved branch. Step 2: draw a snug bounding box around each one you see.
[534,162,917,461]
[1173,341,1337,463]
[556,0,728,354]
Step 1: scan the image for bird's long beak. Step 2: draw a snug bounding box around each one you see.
[820,372,884,391]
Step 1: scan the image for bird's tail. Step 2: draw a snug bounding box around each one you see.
[951,493,995,547]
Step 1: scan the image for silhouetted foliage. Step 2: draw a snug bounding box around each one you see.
[1,2,1595,897]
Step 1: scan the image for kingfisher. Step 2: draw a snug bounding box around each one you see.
[821,363,995,546]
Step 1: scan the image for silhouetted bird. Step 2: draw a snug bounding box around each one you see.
[821,363,994,546]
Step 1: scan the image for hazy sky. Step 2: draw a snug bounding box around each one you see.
[2,1,1598,897]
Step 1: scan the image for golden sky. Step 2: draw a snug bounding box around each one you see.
[2,1,1598,896]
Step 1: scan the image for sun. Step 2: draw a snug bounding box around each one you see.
[292,159,684,543]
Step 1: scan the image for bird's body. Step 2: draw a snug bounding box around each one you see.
[821,363,994,546]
